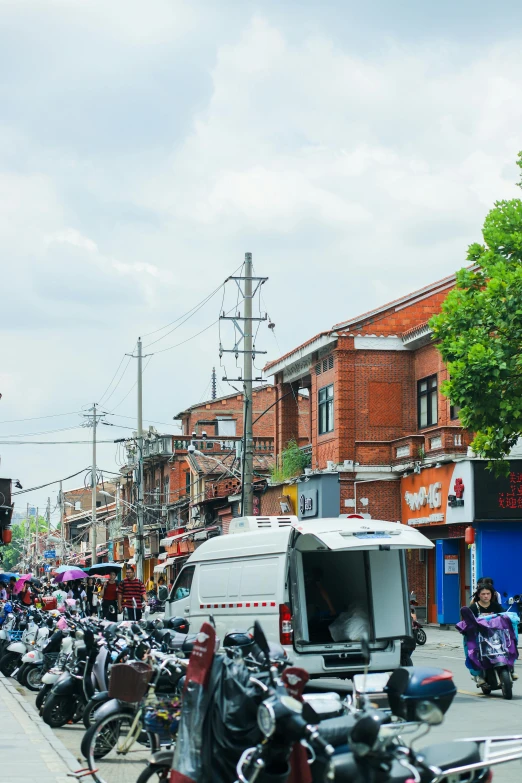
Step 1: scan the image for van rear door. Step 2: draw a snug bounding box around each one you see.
[289,518,433,648]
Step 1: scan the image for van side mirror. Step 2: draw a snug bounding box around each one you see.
[253,620,271,663]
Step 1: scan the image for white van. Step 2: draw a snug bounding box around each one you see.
[165,515,433,677]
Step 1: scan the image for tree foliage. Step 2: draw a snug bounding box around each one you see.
[431,153,522,467]
[2,515,48,571]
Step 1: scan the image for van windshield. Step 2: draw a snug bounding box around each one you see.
[301,550,371,644]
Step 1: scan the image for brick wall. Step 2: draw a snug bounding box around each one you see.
[339,476,401,521]
[406,552,427,606]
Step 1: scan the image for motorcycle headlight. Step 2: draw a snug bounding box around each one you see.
[257,701,277,738]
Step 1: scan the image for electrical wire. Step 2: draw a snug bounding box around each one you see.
[99,353,134,408]
[12,468,91,496]
[0,425,86,438]
[98,346,136,407]
[141,263,245,340]
[0,440,115,444]
[108,356,153,413]
[108,414,182,429]
[0,411,82,425]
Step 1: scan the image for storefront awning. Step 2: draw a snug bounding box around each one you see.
[127,558,136,566]
[154,563,167,573]
[158,552,168,561]
[159,532,188,547]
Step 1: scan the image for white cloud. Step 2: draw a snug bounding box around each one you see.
[3,4,522,504]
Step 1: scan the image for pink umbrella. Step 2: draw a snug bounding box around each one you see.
[54,568,89,582]
[13,574,33,594]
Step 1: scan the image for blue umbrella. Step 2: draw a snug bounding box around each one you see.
[55,565,75,573]
[0,572,19,581]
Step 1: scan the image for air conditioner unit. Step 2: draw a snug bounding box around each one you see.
[326,461,337,472]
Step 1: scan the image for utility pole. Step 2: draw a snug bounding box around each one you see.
[59,481,65,561]
[25,502,29,569]
[82,404,104,566]
[33,507,38,574]
[136,338,145,581]
[220,253,268,516]
[126,338,151,582]
[46,496,51,534]
[243,254,254,516]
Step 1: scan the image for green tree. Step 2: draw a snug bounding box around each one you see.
[2,514,48,571]
[431,153,522,468]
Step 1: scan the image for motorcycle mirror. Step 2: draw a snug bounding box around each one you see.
[253,621,271,662]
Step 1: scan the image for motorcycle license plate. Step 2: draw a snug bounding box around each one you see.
[353,672,392,694]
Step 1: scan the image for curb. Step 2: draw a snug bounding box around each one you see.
[0,673,80,774]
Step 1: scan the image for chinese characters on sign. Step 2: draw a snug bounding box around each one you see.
[498,472,522,510]
[444,555,459,574]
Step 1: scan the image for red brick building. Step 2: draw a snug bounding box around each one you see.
[264,273,474,621]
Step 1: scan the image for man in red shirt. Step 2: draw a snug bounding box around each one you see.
[118,566,146,621]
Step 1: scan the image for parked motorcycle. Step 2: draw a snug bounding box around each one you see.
[413,618,427,645]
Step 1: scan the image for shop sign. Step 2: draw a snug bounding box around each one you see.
[404,483,442,512]
[444,554,459,574]
[401,462,474,527]
[299,489,319,518]
[474,462,522,520]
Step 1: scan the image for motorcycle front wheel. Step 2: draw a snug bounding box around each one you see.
[0,651,20,678]
[415,628,427,645]
[36,683,51,712]
[25,665,44,691]
[42,694,77,727]
[500,669,513,700]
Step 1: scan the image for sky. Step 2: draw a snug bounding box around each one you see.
[2,0,522,518]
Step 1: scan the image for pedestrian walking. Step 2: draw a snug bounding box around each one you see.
[118,566,146,621]
[101,571,119,620]
[85,577,96,616]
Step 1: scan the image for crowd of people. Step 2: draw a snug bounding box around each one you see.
[0,565,171,621]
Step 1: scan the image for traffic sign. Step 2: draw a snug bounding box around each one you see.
[43,550,56,559]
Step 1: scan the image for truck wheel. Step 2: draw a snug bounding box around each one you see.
[500,669,513,700]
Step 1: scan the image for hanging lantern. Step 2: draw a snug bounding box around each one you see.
[2,528,12,544]
[465,526,475,545]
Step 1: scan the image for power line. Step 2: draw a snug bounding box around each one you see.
[0,440,115,445]
[0,425,84,438]
[0,411,81,425]
[141,263,245,341]
[98,346,135,407]
[12,468,91,496]
[108,356,153,413]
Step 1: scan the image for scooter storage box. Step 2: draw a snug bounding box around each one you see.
[385,667,456,721]
[42,597,57,610]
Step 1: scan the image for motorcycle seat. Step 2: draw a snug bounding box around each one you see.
[316,715,358,746]
[418,740,480,771]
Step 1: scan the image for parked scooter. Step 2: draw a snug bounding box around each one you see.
[19,619,61,691]
[36,628,75,713]
[0,611,45,678]
[413,618,427,645]
[42,627,91,728]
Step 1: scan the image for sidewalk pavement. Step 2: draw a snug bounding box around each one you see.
[0,673,79,783]
[421,624,463,650]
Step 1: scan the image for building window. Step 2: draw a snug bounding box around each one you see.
[74,500,81,511]
[450,404,461,420]
[96,501,101,508]
[185,471,191,495]
[418,375,438,428]
[217,418,236,436]
[318,384,334,434]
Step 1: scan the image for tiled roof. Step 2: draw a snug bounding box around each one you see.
[264,272,458,373]
[174,385,273,419]
[189,451,274,476]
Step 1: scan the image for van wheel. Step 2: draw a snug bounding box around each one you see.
[500,669,513,700]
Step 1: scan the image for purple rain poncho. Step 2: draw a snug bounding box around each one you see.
[456,606,519,675]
